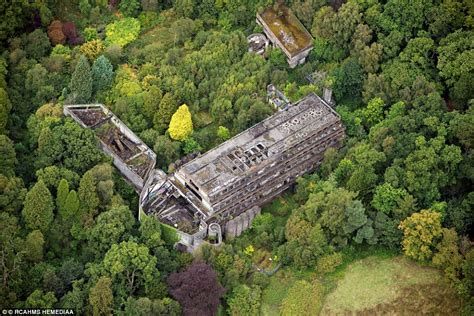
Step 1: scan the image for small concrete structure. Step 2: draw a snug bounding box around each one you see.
[208,223,223,245]
[247,33,270,55]
[257,4,313,68]
[305,71,335,107]
[267,84,290,110]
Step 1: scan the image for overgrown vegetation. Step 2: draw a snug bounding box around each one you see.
[0,0,473,315]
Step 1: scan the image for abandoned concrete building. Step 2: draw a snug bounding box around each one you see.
[66,92,344,251]
[141,93,344,250]
[256,5,313,68]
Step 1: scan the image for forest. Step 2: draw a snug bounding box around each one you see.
[0,0,473,315]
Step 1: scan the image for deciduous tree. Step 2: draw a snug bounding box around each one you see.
[89,277,113,316]
[101,241,159,296]
[168,104,193,141]
[25,290,57,308]
[398,210,442,261]
[167,262,225,316]
[227,285,262,316]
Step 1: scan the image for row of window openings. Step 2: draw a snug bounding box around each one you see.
[213,132,340,200]
[216,139,334,200]
[218,158,321,211]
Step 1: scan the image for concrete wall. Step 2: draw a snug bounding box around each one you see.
[224,206,261,239]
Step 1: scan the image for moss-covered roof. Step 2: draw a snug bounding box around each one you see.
[259,5,313,57]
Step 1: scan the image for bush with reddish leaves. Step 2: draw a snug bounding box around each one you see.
[62,22,83,46]
[167,262,226,316]
[47,20,66,45]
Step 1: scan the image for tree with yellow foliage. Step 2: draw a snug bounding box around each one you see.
[168,104,193,141]
[398,210,442,261]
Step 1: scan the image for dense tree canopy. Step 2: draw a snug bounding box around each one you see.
[0,0,472,313]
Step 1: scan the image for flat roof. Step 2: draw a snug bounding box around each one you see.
[178,93,340,197]
[258,5,313,57]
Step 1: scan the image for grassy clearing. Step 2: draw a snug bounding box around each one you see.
[321,256,461,315]
[261,192,298,221]
[260,268,314,316]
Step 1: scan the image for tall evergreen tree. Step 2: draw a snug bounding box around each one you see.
[62,190,80,220]
[78,171,99,222]
[154,93,178,133]
[69,55,92,104]
[56,178,69,213]
[91,55,114,93]
[168,104,193,141]
[22,180,54,233]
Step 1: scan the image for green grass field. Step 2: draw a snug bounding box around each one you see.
[260,269,314,316]
[260,254,461,315]
[321,256,461,315]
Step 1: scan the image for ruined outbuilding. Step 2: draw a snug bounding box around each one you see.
[64,104,156,191]
[257,4,313,68]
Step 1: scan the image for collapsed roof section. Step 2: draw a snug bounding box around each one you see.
[64,104,156,191]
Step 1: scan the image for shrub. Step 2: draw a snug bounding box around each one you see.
[47,20,66,45]
[105,18,140,47]
[316,252,343,274]
[51,45,71,58]
[280,280,324,316]
[80,39,105,61]
[83,27,98,42]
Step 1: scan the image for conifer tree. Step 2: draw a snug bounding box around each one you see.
[168,104,193,141]
[22,180,54,233]
[56,178,69,213]
[69,55,92,103]
[78,171,99,222]
[62,190,79,220]
[24,230,44,263]
[91,55,114,93]
[153,93,178,133]
[0,87,11,133]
